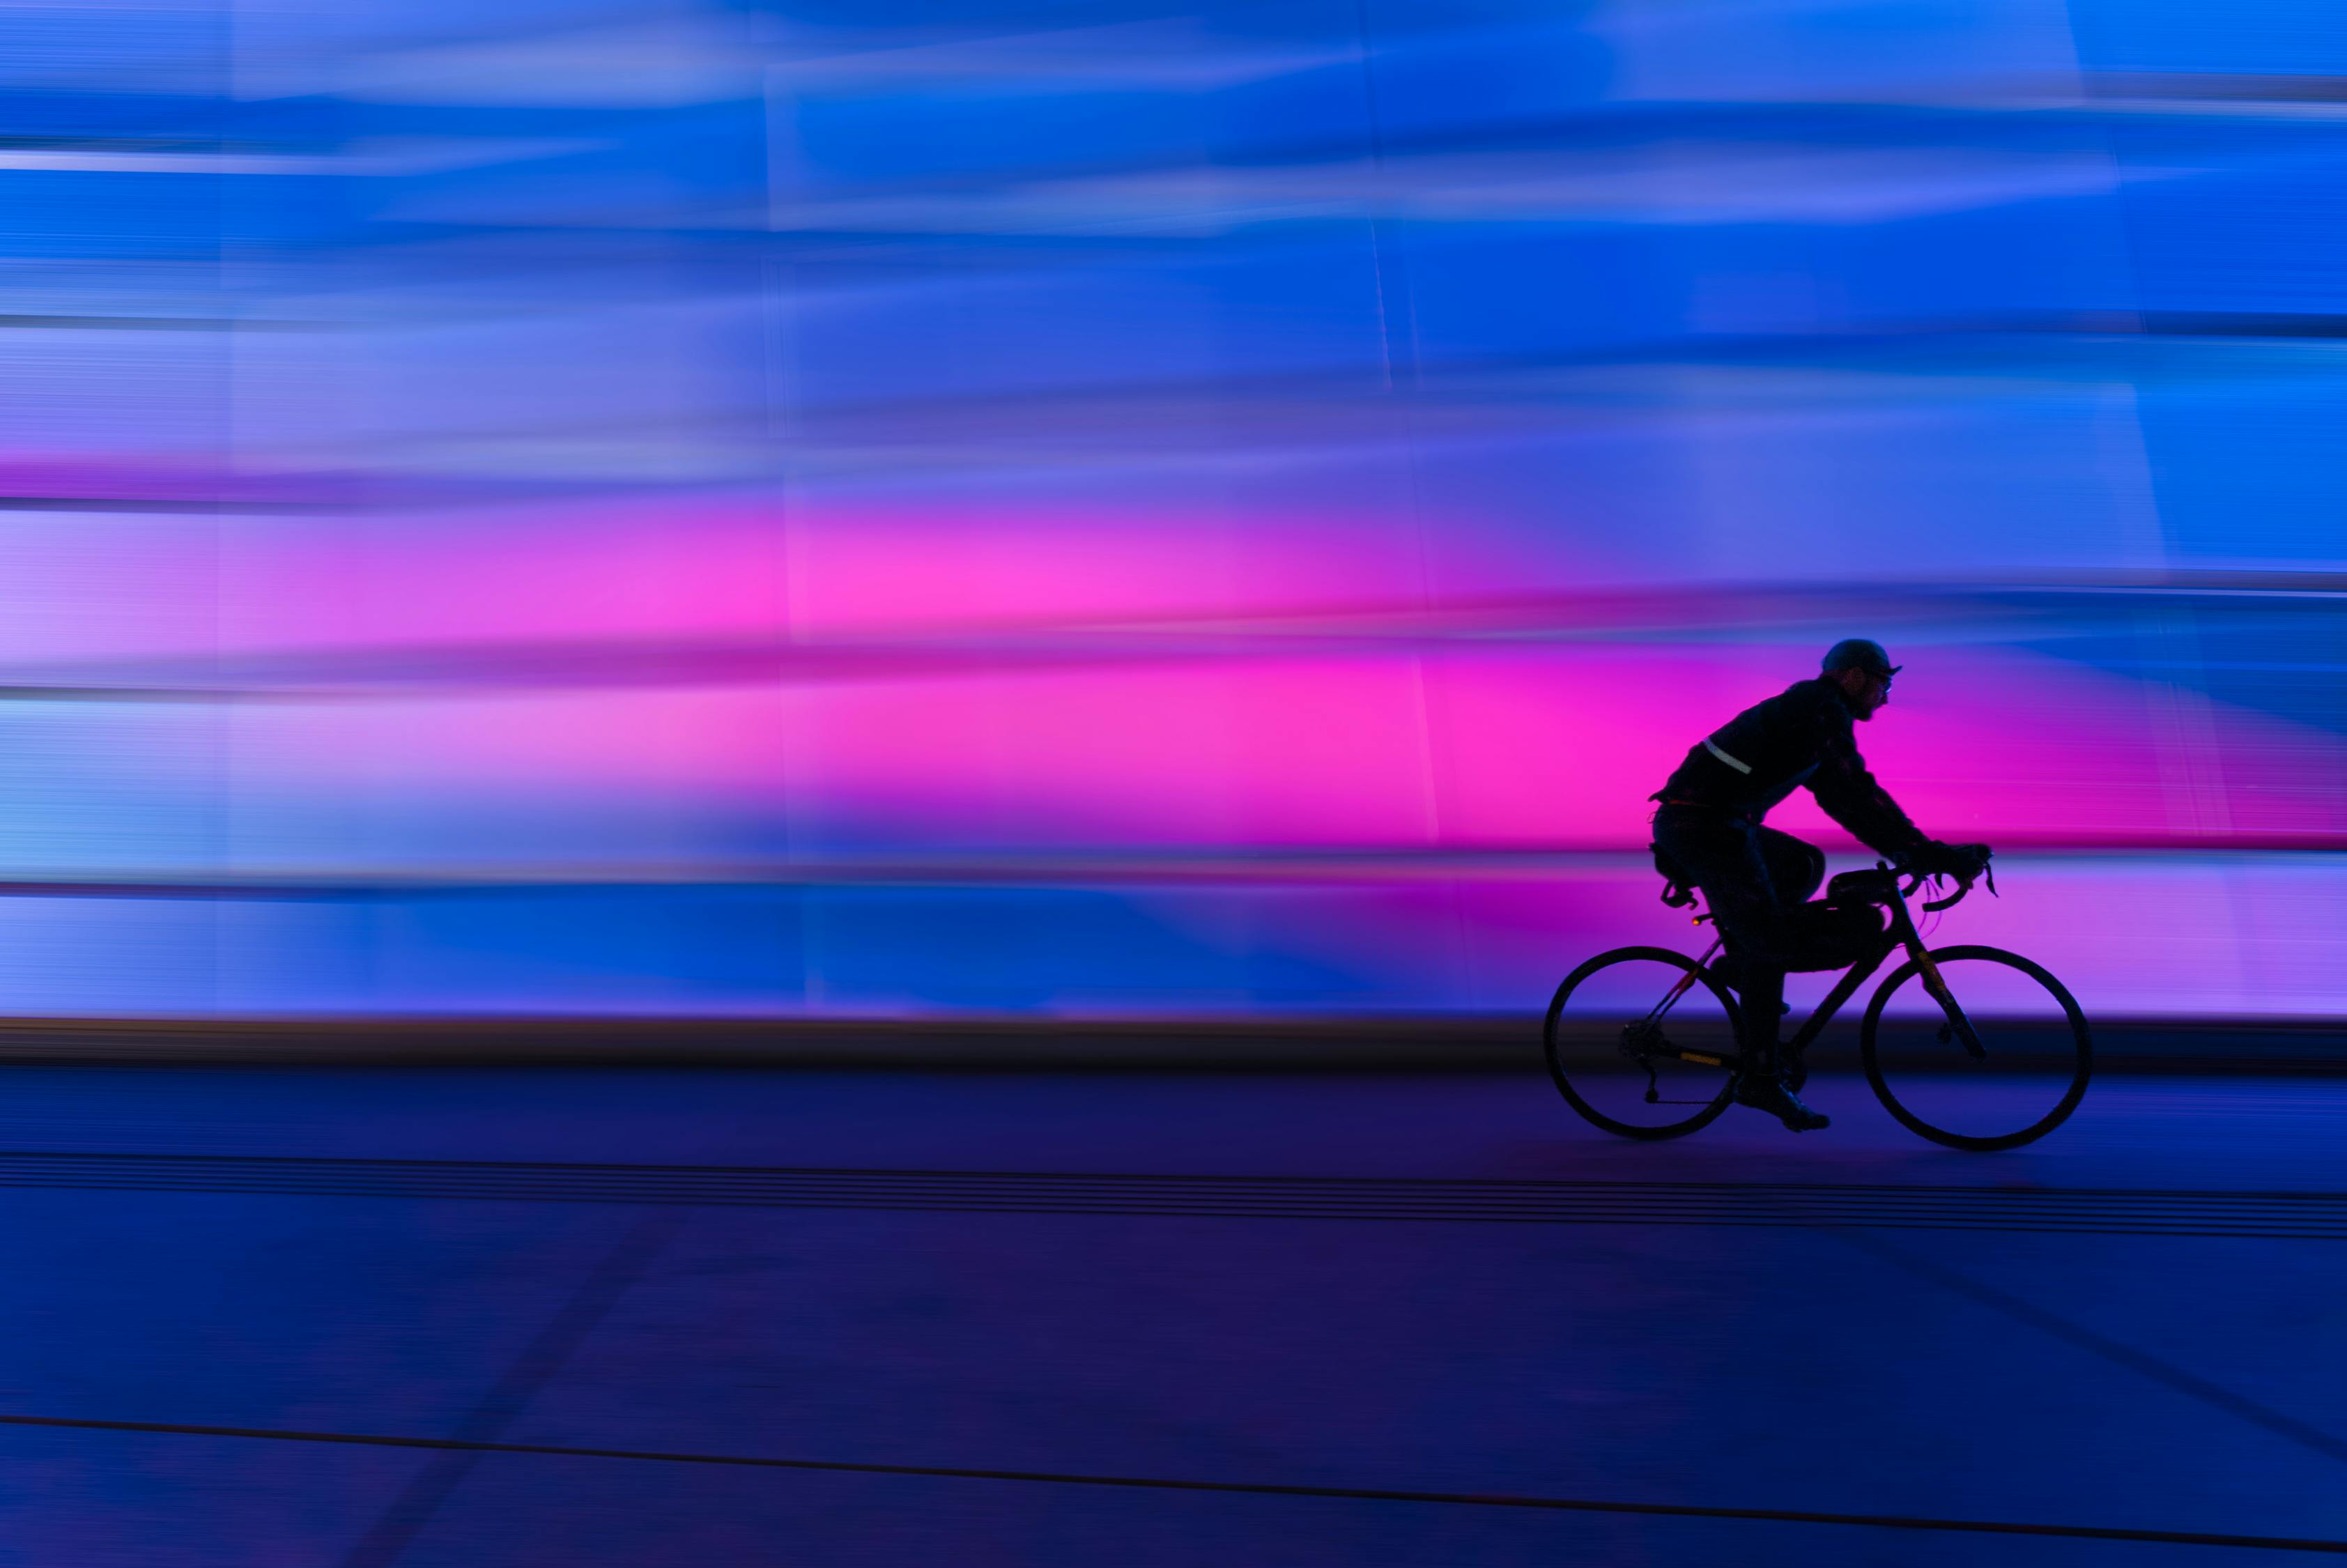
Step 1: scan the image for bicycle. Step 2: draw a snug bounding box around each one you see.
[1543,858,2091,1151]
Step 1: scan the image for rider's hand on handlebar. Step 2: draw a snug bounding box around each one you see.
[1891,842,1995,912]
[1904,840,1993,884]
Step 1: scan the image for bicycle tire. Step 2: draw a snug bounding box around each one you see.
[1545,946,1741,1141]
[1859,944,2091,1151]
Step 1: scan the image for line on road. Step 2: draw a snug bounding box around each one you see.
[0,1152,2341,1238]
[0,1411,2337,1553]
[1838,1227,2347,1470]
[338,1211,682,1568]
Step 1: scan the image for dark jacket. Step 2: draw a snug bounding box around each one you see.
[1654,677,1926,856]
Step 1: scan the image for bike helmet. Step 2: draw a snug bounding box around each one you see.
[1822,638,1901,678]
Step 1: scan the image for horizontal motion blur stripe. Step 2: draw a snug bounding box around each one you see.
[0,315,308,332]
[321,322,2347,428]
[0,498,328,514]
[0,847,2336,893]
[0,1153,2339,1237]
[2084,73,2347,103]
[0,574,2328,693]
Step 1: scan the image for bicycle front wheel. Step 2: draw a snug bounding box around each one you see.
[1860,945,2091,1151]
[1545,946,1741,1140]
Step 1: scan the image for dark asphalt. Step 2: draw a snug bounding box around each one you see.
[0,1063,2338,1565]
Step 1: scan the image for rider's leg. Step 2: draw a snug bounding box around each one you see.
[1651,813,1800,1054]
[1754,828,1826,905]
[1758,829,1878,987]
[1712,943,1829,1132]
[1743,830,1818,1068]
[1651,813,1830,1131]
[1737,962,1787,1074]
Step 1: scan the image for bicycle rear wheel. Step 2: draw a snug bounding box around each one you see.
[1545,946,1741,1140]
[1860,944,2091,1151]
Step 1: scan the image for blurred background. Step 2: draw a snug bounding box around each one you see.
[2,0,2342,1024]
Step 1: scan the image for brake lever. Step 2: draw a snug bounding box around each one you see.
[1919,870,1969,914]
[1983,862,1998,898]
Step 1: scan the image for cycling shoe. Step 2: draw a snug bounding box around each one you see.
[1734,1074,1830,1132]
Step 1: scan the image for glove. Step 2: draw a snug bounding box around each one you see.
[1908,840,1991,881]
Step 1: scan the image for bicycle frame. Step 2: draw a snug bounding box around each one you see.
[1640,865,1985,1071]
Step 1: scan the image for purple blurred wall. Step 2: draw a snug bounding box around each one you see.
[2,0,2342,1019]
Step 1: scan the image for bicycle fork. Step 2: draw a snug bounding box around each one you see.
[1904,933,1987,1061]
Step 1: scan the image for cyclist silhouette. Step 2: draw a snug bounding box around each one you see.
[1650,639,1988,1131]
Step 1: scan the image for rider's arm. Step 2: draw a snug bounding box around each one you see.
[1806,707,1930,859]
